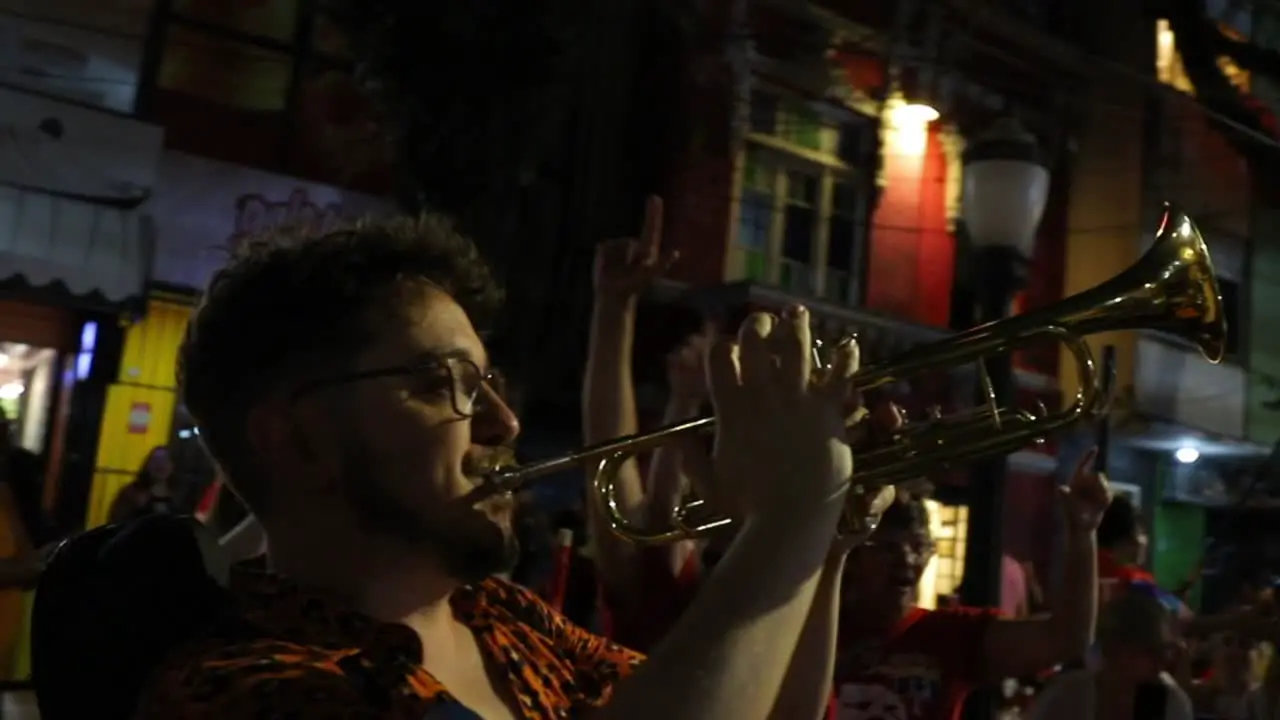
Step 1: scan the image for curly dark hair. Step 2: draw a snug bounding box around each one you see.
[1097,493,1143,550]
[877,495,931,535]
[179,214,502,514]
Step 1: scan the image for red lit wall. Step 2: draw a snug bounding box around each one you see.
[866,124,954,327]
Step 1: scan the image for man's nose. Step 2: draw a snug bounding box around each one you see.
[472,387,520,446]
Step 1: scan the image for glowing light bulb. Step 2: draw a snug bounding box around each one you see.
[1175,446,1200,464]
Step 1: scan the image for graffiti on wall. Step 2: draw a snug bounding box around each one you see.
[228,188,344,248]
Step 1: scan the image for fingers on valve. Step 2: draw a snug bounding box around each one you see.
[773,305,812,392]
[705,338,743,411]
[737,312,777,389]
[821,336,860,402]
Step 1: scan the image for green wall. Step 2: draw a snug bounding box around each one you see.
[1152,457,1206,610]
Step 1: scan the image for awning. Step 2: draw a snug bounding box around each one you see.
[0,183,155,306]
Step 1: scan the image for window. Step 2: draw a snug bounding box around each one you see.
[171,0,299,43]
[737,148,774,282]
[918,500,968,609]
[152,26,292,166]
[1156,19,1249,95]
[157,28,292,112]
[143,1,391,192]
[732,88,871,304]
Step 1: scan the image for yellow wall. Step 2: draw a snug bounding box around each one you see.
[1057,5,1148,408]
[85,299,193,528]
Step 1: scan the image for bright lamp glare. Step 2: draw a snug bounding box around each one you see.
[1174,446,1200,464]
[0,382,23,400]
[890,103,940,126]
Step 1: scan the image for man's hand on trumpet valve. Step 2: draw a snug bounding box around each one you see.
[676,343,907,545]
[706,306,856,521]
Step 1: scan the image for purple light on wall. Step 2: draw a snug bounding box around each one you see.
[75,320,98,381]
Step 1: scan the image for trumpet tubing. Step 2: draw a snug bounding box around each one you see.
[483,206,1225,545]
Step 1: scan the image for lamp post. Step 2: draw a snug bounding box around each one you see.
[957,117,1049,718]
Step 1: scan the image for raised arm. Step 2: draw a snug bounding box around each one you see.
[980,449,1105,680]
[582,197,674,599]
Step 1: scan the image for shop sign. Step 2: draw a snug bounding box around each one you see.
[150,152,393,292]
[127,402,152,434]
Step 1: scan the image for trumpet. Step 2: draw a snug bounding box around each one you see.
[478,207,1225,544]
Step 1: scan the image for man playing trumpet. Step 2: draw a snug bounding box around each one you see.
[135,208,893,719]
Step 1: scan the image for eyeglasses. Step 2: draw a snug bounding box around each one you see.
[860,538,937,561]
[291,355,501,418]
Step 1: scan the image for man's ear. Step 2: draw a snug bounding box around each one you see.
[245,400,337,493]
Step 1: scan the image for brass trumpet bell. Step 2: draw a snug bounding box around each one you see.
[480,207,1225,545]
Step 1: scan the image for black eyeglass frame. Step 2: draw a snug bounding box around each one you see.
[288,355,498,419]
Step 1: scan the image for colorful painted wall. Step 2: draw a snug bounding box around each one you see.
[85,299,192,528]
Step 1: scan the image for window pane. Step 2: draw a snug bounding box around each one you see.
[837,123,865,165]
[743,148,775,192]
[832,181,857,215]
[171,0,299,43]
[825,269,850,303]
[749,91,778,134]
[157,28,291,111]
[783,205,814,262]
[788,171,817,205]
[737,190,772,250]
[780,100,821,150]
[287,63,392,192]
[779,259,813,295]
[827,215,855,269]
[743,249,768,281]
[153,27,291,167]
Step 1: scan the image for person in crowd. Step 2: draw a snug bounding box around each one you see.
[580,213,716,650]
[831,451,1105,720]
[1001,553,1030,618]
[1179,631,1261,719]
[108,446,179,524]
[1096,493,1151,605]
[1029,588,1194,720]
[1096,494,1193,625]
[132,201,886,719]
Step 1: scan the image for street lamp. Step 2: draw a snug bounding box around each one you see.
[957,117,1049,706]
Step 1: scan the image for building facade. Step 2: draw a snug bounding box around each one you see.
[0,0,393,535]
[639,0,1266,607]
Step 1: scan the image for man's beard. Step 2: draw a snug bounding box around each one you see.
[338,440,519,584]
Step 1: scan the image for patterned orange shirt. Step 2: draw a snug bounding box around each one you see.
[134,560,644,718]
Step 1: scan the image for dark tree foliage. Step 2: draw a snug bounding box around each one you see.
[320,0,592,238]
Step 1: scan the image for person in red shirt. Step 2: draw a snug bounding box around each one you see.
[1096,493,1153,605]
[831,450,1106,720]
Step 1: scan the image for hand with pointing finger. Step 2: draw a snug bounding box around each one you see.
[1061,447,1112,533]
[592,196,676,303]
